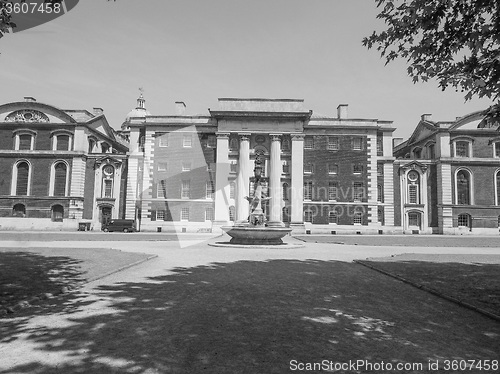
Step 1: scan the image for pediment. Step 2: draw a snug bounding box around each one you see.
[407,121,437,145]
[94,156,122,169]
[399,160,428,173]
[0,102,75,124]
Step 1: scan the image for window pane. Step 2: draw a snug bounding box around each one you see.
[328,182,338,200]
[205,207,214,221]
[57,135,69,151]
[352,137,362,150]
[458,214,470,227]
[156,210,165,220]
[181,207,189,220]
[54,163,67,196]
[19,134,32,150]
[16,162,29,195]
[456,171,470,204]
[408,185,418,204]
[104,180,113,198]
[328,137,339,150]
[455,141,469,157]
[181,180,190,198]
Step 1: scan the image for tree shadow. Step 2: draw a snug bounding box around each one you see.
[0,251,84,310]
[2,260,499,373]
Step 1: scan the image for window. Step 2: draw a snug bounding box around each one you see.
[207,136,216,148]
[101,143,110,153]
[328,209,338,224]
[496,172,500,205]
[455,141,470,157]
[304,137,314,149]
[157,180,167,198]
[205,207,214,221]
[413,148,422,159]
[328,182,338,201]
[282,183,289,201]
[54,134,71,151]
[88,139,96,153]
[156,210,165,220]
[183,135,192,148]
[495,142,500,158]
[51,205,64,222]
[230,182,236,199]
[377,164,383,176]
[206,181,214,199]
[378,209,383,223]
[408,185,418,204]
[159,134,169,147]
[229,138,238,151]
[353,164,363,175]
[428,144,435,159]
[12,203,26,217]
[352,137,362,150]
[229,206,235,221]
[181,207,189,221]
[377,138,383,155]
[304,181,313,200]
[304,163,314,174]
[52,162,68,196]
[230,161,238,173]
[304,210,313,222]
[181,180,190,199]
[14,131,35,151]
[457,213,471,227]
[377,184,383,203]
[407,170,420,204]
[328,164,338,175]
[498,215,500,228]
[353,182,364,202]
[182,162,191,172]
[408,212,420,227]
[282,138,290,151]
[353,212,362,225]
[158,162,167,172]
[328,137,339,150]
[456,170,471,205]
[13,161,30,196]
[282,160,290,174]
[102,165,114,198]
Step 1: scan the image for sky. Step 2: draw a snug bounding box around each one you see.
[0,0,495,139]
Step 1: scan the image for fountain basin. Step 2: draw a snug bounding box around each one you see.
[221,225,292,245]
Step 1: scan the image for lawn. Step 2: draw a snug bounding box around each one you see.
[0,247,155,313]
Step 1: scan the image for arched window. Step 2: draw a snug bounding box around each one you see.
[51,162,68,196]
[456,169,471,205]
[12,203,26,217]
[13,130,36,150]
[229,138,238,151]
[51,205,64,222]
[457,213,471,228]
[282,183,289,201]
[229,205,235,222]
[282,138,290,151]
[407,170,420,204]
[102,164,115,198]
[13,161,30,196]
[496,171,500,205]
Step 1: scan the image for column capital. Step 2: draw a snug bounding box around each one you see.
[238,133,251,141]
[216,132,230,139]
[269,134,282,142]
[291,133,305,141]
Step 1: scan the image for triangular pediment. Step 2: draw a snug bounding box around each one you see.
[85,115,116,141]
[407,121,437,145]
[399,160,428,172]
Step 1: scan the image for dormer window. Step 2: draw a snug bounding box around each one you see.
[454,140,471,157]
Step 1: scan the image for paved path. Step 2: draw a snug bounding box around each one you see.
[1,236,499,373]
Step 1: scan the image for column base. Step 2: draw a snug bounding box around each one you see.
[290,222,305,235]
[267,221,285,227]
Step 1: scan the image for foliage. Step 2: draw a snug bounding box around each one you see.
[363,0,500,114]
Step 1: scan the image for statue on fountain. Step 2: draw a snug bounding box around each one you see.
[245,156,270,226]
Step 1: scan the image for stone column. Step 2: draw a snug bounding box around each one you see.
[290,134,305,233]
[268,134,284,227]
[213,133,230,229]
[236,133,251,224]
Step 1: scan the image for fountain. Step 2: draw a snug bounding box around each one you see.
[219,156,292,246]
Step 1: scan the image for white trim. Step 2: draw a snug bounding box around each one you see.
[452,139,473,158]
[454,167,474,205]
[11,159,32,196]
[49,160,70,196]
[494,168,500,205]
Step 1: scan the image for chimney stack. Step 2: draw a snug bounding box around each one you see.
[175,101,186,115]
[24,97,36,102]
[337,104,348,119]
[421,113,432,121]
[93,107,104,115]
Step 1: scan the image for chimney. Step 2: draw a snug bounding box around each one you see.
[93,107,104,115]
[421,113,432,121]
[393,138,404,148]
[337,104,348,119]
[24,96,36,102]
[175,101,186,115]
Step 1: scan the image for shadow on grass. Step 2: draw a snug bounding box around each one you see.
[361,260,500,317]
[2,260,499,374]
[0,251,84,310]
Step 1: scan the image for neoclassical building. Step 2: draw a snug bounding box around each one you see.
[0,97,128,230]
[394,111,500,234]
[124,97,396,234]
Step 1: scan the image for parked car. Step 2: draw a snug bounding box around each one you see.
[102,219,136,233]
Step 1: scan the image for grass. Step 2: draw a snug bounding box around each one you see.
[0,247,154,312]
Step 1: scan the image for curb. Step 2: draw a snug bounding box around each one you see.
[354,260,500,323]
[0,254,158,316]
